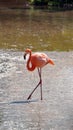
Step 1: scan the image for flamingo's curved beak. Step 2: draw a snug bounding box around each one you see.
[24,53,27,60]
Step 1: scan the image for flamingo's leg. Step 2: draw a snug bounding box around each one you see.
[27,68,42,100]
[38,68,42,100]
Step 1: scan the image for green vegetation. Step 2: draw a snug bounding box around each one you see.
[0,0,72,9]
[29,0,73,8]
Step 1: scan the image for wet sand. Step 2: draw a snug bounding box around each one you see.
[0,50,73,130]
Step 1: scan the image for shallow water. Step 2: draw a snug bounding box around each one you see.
[0,50,73,130]
[0,9,73,51]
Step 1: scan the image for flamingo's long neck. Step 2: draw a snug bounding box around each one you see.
[27,52,35,71]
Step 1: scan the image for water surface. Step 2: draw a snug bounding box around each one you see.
[0,50,73,130]
[1,9,73,130]
[0,9,73,51]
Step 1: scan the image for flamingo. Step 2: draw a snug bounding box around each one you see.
[24,49,54,100]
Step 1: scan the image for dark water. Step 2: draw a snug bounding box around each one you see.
[0,9,73,51]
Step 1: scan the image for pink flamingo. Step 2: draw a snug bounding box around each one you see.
[24,49,54,100]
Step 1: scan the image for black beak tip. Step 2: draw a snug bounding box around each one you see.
[24,55,26,60]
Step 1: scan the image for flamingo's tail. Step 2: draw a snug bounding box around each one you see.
[49,59,54,65]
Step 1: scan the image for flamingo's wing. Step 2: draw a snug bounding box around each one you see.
[31,53,49,68]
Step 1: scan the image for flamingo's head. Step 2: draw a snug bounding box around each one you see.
[24,48,31,60]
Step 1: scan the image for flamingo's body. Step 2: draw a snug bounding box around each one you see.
[24,49,54,100]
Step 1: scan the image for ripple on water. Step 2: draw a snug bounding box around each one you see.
[0,52,17,79]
